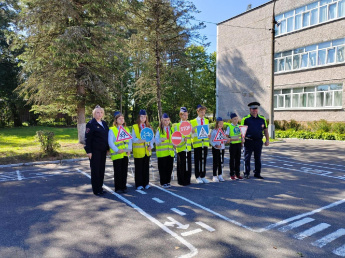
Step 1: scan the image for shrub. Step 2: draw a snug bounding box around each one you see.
[331,122,345,134]
[313,119,331,132]
[36,130,61,156]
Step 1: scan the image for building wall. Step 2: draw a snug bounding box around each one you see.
[217,0,345,122]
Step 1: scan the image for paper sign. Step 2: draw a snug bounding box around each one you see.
[239,125,248,138]
[179,121,192,136]
[197,125,209,139]
[171,131,182,146]
[116,126,133,142]
[213,128,228,142]
[140,127,154,142]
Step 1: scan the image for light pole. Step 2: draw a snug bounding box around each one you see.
[269,0,277,139]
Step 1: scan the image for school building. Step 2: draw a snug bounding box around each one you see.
[216,0,345,124]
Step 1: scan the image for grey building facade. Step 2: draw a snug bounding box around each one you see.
[217,0,345,125]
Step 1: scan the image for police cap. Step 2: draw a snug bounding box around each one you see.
[248,102,260,109]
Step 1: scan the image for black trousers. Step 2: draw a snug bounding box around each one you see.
[221,149,225,165]
[134,155,150,188]
[158,156,174,185]
[244,139,263,176]
[194,146,208,178]
[113,156,128,192]
[90,149,107,194]
[229,143,242,177]
[212,147,223,176]
[177,151,192,186]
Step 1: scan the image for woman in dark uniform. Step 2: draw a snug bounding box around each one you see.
[84,105,109,195]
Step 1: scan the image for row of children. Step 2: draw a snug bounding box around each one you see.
[108,104,244,193]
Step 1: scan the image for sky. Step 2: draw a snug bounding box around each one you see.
[190,0,270,53]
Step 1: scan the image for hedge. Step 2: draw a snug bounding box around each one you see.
[276,129,345,141]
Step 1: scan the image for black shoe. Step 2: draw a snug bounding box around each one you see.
[244,174,250,179]
[254,174,264,179]
[122,189,127,193]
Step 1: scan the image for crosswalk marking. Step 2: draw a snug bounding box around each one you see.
[181,229,203,236]
[278,217,315,232]
[294,223,331,240]
[136,190,146,194]
[312,228,345,248]
[171,208,186,216]
[333,244,345,257]
[152,197,164,203]
[195,222,215,232]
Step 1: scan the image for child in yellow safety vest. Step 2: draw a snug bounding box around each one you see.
[225,113,244,180]
[131,109,154,190]
[210,117,227,182]
[173,107,192,186]
[155,113,175,188]
[190,104,210,184]
[108,111,132,193]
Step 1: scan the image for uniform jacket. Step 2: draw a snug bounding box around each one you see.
[241,114,267,140]
[84,118,109,153]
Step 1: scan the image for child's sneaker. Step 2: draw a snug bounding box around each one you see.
[212,176,219,182]
[236,175,243,180]
[218,175,225,182]
[196,177,203,184]
[201,177,209,183]
[230,176,236,180]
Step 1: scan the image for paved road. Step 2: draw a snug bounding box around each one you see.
[1,139,345,257]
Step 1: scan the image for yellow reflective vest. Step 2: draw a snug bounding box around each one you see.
[109,126,131,160]
[156,127,174,158]
[190,118,210,148]
[227,123,242,144]
[172,122,192,153]
[132,124,152,158]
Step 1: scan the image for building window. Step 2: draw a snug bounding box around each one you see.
[276,0,345,36]
[274,84,343,110]
[274,37,345,73]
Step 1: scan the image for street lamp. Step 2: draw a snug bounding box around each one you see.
[269,0,277,139]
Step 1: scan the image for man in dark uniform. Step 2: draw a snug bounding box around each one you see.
[241,102,269,179]
[84,105,109,195]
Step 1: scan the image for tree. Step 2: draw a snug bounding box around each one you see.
[129,0,204,119]
[15,0,127,143]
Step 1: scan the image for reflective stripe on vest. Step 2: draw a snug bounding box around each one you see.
[109,126,130,160]
[156,128,174,158]
[173,122,192,153]
[190,118,210,148]
[133,124,151,158]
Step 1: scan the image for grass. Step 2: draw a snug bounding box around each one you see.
[0,126,85,165]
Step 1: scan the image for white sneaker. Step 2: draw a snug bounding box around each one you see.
[212,176,219,182]
[201,177,209,183]
[162,184,168,188]
[196,177,203,184]
[218,175,225,182]
[145,185,150,190]
[137,186,144,190]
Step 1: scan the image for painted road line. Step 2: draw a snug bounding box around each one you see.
[151,183,345,233]
[152,197,165,203]
[312,228,345,248]
[294,223,331,240]
[136,190,147,195]
[171,208,186,216]
[195,222,215,232]
[333,244,345,257]
[16,170,23,180]
[283,164,293,167]
[278,217,315,232]
[181,229,203,237]
[77,169,198,258]
[164,217,189,229]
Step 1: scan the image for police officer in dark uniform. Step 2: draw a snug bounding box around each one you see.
[84,105,109,195]
[241,102,269,179]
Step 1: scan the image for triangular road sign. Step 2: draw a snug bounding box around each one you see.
[116,126,133,142]
[213,128,227,142]
[239,125,248,138]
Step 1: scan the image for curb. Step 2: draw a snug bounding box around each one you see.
[0,158,89,168]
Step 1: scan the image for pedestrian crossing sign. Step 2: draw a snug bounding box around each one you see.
[197,125,209,139]
[239,125,248,138]
[213,128,227,142]
[116,126,133,142]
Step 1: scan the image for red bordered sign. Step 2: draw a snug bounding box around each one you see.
[116,126,133,142]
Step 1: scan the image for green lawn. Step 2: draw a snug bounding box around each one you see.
[0,126,85,165]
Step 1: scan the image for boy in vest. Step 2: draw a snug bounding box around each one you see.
[226,113,243,180]
[191,104,210,184]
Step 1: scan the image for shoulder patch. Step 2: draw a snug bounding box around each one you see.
[86,128,90,134]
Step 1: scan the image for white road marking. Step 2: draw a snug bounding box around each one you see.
[195,222,215,232]
[181,229,203,237]
[333,244,345,257]
[126,183,133,187]
[294,223,330,240]
[105,172,112,176]
[283,164,293,167]
[312,228,345,248]
[171,208,186,216]
[164,217,189,230]
[152,197,164,203]
[16,170,23,180]
[278,217,315,232]
[77,169,198,258]
[136,190,146,194]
